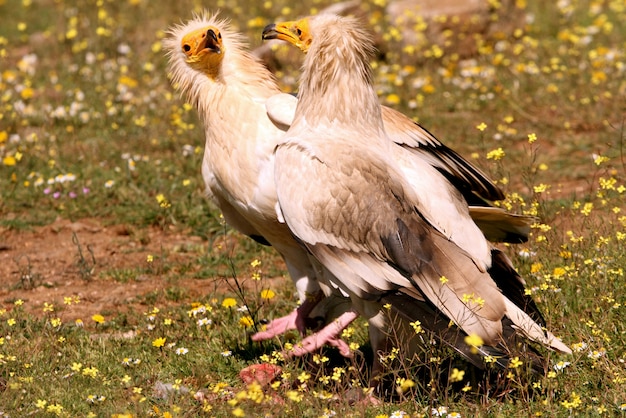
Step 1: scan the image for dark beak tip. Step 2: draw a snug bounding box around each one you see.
[207,29,218,41]
[262,23,278,40]
[203,29,221,54]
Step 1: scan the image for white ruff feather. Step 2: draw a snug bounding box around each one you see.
[164,12,280,122]
[294,14,384,136]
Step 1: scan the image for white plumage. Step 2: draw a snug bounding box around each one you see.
[164,13,350,353]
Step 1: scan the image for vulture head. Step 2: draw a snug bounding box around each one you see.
[165,13,234,87]
[165,12,281,111]
[180,26,224,77]
[263,14,379,128]
[262,18,312,52]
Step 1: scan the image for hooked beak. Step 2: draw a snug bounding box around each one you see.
[261,20,311,52]
[205,28,221,54]
[261,23,280,41]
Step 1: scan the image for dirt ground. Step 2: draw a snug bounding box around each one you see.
[0,217,273,321]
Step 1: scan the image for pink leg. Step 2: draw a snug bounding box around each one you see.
[284,309,359,358]
[251,291,324,341]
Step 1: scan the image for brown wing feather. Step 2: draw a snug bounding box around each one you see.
[382,217,506,344]
[488,249,545,325]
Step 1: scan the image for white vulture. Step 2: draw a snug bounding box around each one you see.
[164,12,353,356]
[262,13,571,376]
[163,11,538,361]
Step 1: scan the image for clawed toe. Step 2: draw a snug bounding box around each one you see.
[251,310,299,341]
[282,310,359,358]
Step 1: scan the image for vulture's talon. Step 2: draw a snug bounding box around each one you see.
[251,309,300,341]
[283,310,359,358]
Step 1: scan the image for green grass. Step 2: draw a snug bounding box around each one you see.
[1,0,626,416]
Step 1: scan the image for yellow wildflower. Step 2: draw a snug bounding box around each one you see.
[464,334,484,354]
[486,148,506,160]
[239,316,254,328]
[222,298,237,308]
[396,377,416,394]
[449,368,465,382]
[152,337,166,348]
[509,356,523,369]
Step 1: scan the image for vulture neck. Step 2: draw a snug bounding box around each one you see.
[295,27,384,135]
[197,49,281,121]
[201,53,279,137]
[216,48,281,98]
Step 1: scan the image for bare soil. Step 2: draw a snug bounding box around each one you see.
[0,217,275,321]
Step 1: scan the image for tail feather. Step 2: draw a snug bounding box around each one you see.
[487,248,570,355]
[379,246,571,373]
[382,292,562,373]
[469,206,534,243]
[504,298,571,354]
[488,249,546,326]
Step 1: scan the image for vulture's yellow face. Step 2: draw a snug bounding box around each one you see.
[181,26,224,77]
[262,18,312,52]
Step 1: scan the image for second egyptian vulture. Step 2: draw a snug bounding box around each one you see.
[266,13,570,373]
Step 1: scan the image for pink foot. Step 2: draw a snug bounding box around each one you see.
[251,308,301,341]
[251,291,324,341]
[284,310,359,358]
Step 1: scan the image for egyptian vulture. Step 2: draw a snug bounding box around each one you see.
[164,11,537,360]
[263,14,570,374]
[164,12,354,356]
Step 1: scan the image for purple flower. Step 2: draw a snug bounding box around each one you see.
[43,188,51,195]
[68,191,77,198]
[82,187,90,195]
[53,192,61,199]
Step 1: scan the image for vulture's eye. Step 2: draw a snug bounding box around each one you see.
[296,28,302,36]
[183,44,191,52]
